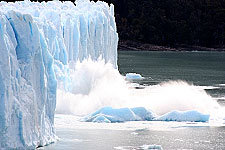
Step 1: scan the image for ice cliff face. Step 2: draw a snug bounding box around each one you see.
[0,10,57,149]
[0,0,118,149]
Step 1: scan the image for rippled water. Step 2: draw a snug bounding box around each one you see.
[118,51,225,104]
[45,114,225,150]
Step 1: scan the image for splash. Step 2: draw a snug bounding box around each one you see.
[129,81,220,115]
[56,59,224,121]
[56,59,129,115]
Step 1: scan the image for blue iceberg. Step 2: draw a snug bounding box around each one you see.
[154,110,210,122]
[83,107,210,123]
[83,107,156,123]
[126,73,143,80]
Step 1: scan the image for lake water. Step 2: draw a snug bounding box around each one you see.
[44,51,225,150]
[118,51,225,104]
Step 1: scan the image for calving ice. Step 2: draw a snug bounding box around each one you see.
[0,0,225,149]
[0,0,118,149]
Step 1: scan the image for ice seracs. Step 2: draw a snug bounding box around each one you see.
[0,0,118,149]
[0,9,57,149]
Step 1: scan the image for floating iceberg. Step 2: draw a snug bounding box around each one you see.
[83,107,155,123]
[141,144,163,150]
[125,73,143,80]
[84,107,210,123]
[0,0,118,149]
[154,110,210,122]
[115,145,163,150]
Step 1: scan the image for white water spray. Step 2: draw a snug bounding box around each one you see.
[56,59,129,115]
[56,59,225,121]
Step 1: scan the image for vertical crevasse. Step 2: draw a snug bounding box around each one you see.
[0,0,118,149]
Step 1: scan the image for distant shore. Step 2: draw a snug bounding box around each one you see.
[118,40,225,51]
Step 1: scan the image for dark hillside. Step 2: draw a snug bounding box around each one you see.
[95,0,225,49]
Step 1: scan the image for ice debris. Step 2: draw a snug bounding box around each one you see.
[84,107,210,123]
[126,73,143,80]
[83,107,155,123]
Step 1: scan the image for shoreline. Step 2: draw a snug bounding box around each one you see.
[118,40,225,51]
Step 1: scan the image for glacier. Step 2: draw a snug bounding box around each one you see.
[1,0,224,149]
[0,0,118,149]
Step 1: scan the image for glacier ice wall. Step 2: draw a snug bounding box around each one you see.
[0,0,118,149]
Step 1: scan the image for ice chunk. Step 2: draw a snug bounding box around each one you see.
[115,145,163,150]
[83,107,155,123]
[92,115,111,123]
[131,107,156,121]
[155,110,210,122]
[83,107,209,123]
[126,73,143,80]
[141,144,163,150]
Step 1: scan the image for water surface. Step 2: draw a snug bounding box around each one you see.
[118,51,225,101]
[45,51,225,150]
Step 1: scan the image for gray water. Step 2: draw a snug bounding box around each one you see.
[118,51,225,103]
[44,51,225,150]
[46,127,225,150]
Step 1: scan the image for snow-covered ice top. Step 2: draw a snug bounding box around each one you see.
[0,0,118,149]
